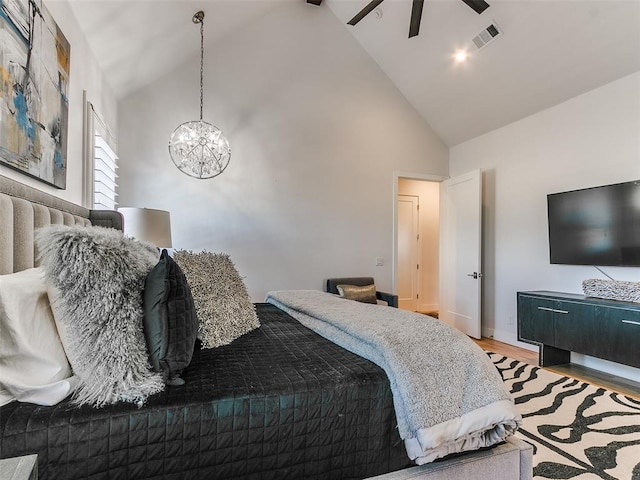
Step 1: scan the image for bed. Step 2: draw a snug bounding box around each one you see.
[0,175,532,480]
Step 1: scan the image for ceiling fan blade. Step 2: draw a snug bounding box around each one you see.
[461,0,490,15]
[306,0,322,5]
[347,0,386,26]
[408,0,424,38]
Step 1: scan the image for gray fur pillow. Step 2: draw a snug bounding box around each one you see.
[36,225,164,407]
[173,250,259,348]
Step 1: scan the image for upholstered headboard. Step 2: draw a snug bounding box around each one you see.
[0,175,123,274]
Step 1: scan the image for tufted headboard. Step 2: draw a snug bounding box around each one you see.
[0,175,123,274]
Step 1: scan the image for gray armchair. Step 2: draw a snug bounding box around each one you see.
[325,277,398,308]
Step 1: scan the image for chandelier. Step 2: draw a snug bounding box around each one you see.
[169,11,231,179]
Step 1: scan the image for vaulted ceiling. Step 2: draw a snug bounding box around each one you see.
[68,0,640,146]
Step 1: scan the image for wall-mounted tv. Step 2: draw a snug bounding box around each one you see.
[547,180,640,266]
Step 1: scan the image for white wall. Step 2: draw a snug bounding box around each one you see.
[398,178,439,312]
[450,71,640,380]
[116,2,448,301]
[0,0,118,205]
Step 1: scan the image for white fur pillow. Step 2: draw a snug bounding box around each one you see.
[0,268,76,406]
[36,225,164,407]
[173,251,259,348]
[582,279,640,303]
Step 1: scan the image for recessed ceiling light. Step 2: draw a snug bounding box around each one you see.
[454,50,468,63]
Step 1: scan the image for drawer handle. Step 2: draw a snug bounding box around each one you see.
[622,320,640,326]
[537,307,569,314]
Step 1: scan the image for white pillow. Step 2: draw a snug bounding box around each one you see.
[0,268,76,406]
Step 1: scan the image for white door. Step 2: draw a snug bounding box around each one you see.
[397,195,419,311]
[439,170,482,338]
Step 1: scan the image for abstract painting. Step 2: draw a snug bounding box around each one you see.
[0,0,70,189]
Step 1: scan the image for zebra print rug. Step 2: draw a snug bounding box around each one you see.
[488,353,640,480]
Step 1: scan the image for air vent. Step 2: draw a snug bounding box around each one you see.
[472,22,503,50]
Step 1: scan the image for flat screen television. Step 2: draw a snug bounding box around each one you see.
[547,180,640,266]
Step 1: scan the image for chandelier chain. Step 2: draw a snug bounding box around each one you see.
[199,17,204,122]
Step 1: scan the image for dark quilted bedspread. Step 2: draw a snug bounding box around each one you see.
[0,303,409,479]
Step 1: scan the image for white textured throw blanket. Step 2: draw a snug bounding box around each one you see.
[266,290,522,464]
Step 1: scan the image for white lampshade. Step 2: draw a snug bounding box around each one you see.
[118,207,172,248]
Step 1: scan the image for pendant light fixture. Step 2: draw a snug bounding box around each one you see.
[169,10,231,179]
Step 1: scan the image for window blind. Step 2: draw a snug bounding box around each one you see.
[93,133,118,210]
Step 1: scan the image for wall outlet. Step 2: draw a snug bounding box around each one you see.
[507,315,514,325]
[376,257,384,266]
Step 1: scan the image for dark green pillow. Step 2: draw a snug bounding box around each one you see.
[143,249,198,386]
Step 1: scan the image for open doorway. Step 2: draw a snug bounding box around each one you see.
[394,170,483,339]
[394,174,445,315]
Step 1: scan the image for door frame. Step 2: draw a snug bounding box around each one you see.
[392,171,447,295]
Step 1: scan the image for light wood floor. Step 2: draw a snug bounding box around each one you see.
[473,337,640,400]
